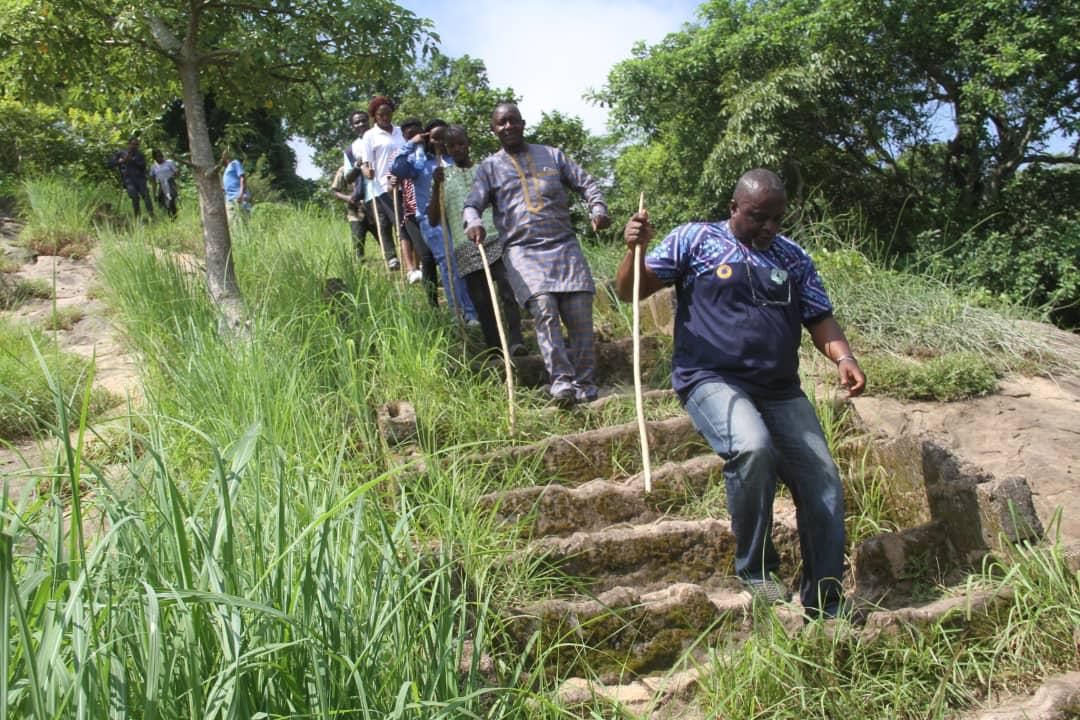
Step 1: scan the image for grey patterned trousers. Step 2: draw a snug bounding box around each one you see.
[526,291,597,401]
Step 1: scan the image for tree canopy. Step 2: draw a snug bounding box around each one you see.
[597,0,1079,322]
[3,0,433,325]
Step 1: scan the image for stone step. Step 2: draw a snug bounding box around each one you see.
[860,587,1015,643]
[959,671,1080,720]
[557,668,702,719]
[506,583,749,680]
[527,510,800,594]
[472,336,663,388]
[472,415,709,485]
[478,455,725,538]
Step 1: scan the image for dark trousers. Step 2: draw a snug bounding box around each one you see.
[369,192,402,263]
[464,259,525,352]
[404,215,439,307]
[156,180,178,217]
[126,180,154,218]
[349,217,377,258]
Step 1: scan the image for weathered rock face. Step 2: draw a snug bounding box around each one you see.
[922,442,1044,561]
[528,514,800,594]
[852,521,954,602]
[505,583,739,679]
[861,588,1015,643]
[960,671,1080,720]
[850,373,1080,543]
[852,441,1044,599]
[641,286,677,337]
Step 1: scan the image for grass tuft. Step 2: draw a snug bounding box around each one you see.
[43,305,84,331]
[0,317,114,438]
[862,352,999,401]
[0,276,52,309]
[18,177,113,257]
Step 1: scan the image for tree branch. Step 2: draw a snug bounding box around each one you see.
[146,14,182,57]
[1022,154,1080,165]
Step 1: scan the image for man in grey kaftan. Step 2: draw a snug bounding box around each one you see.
[464,103,611,405]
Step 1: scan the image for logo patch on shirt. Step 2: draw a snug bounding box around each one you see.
[716,264,733,280]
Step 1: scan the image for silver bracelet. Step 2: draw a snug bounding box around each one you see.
[835,354,856,365]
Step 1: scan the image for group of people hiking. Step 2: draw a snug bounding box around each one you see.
[331,98,608,395]
[111,138,253,221]
[333,95,868,620]
[110,137,181,219]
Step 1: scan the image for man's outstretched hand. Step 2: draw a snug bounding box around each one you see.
[592,213,612,232]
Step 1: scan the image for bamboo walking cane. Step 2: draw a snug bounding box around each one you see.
[392,184,405,280]
[434,155,469,348]
[634,192,653,493]
[476,242,516,435]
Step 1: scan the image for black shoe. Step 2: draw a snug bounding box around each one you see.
[551,388,576,409]
[509,342,528,357]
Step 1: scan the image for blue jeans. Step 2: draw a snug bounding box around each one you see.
[685,380,845,616]
[418,218,476,321]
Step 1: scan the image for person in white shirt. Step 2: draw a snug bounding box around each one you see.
[150,149,179,217]
[358,95,413,273]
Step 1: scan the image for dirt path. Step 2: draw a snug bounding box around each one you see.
[1,216,141,490]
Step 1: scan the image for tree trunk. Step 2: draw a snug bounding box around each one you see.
[176,56,245,332]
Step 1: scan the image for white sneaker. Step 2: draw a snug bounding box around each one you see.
[407,269,423,284]
[387,258,400,270]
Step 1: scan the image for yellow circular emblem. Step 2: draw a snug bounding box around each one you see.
[716,264,733,279]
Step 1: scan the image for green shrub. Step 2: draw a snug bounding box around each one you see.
[861,352,999,401]
[911,166,1080,328]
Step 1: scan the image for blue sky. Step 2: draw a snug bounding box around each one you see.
[293,0,702,178]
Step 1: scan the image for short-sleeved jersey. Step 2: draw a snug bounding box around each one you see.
[645,221,833,400]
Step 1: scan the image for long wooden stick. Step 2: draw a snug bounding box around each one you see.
[477,243,515,435]
[634,192,653,493]
[370,192,391,272]
[391,185,405,280]
[434,155,469,348]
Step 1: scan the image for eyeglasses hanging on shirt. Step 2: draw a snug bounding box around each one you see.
[744,261,792,307]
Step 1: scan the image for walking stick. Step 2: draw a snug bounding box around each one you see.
[434,154,469,348]
[634,192,653,493]
[392,184,405,280]
[476,242,516,435]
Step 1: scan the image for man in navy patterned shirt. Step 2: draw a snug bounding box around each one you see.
[615,169,866,619]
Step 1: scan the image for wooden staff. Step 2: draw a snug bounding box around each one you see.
[634,192,653,493]
[391,183,405,279]
[476,242,515,435]
[434,154,469,347]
